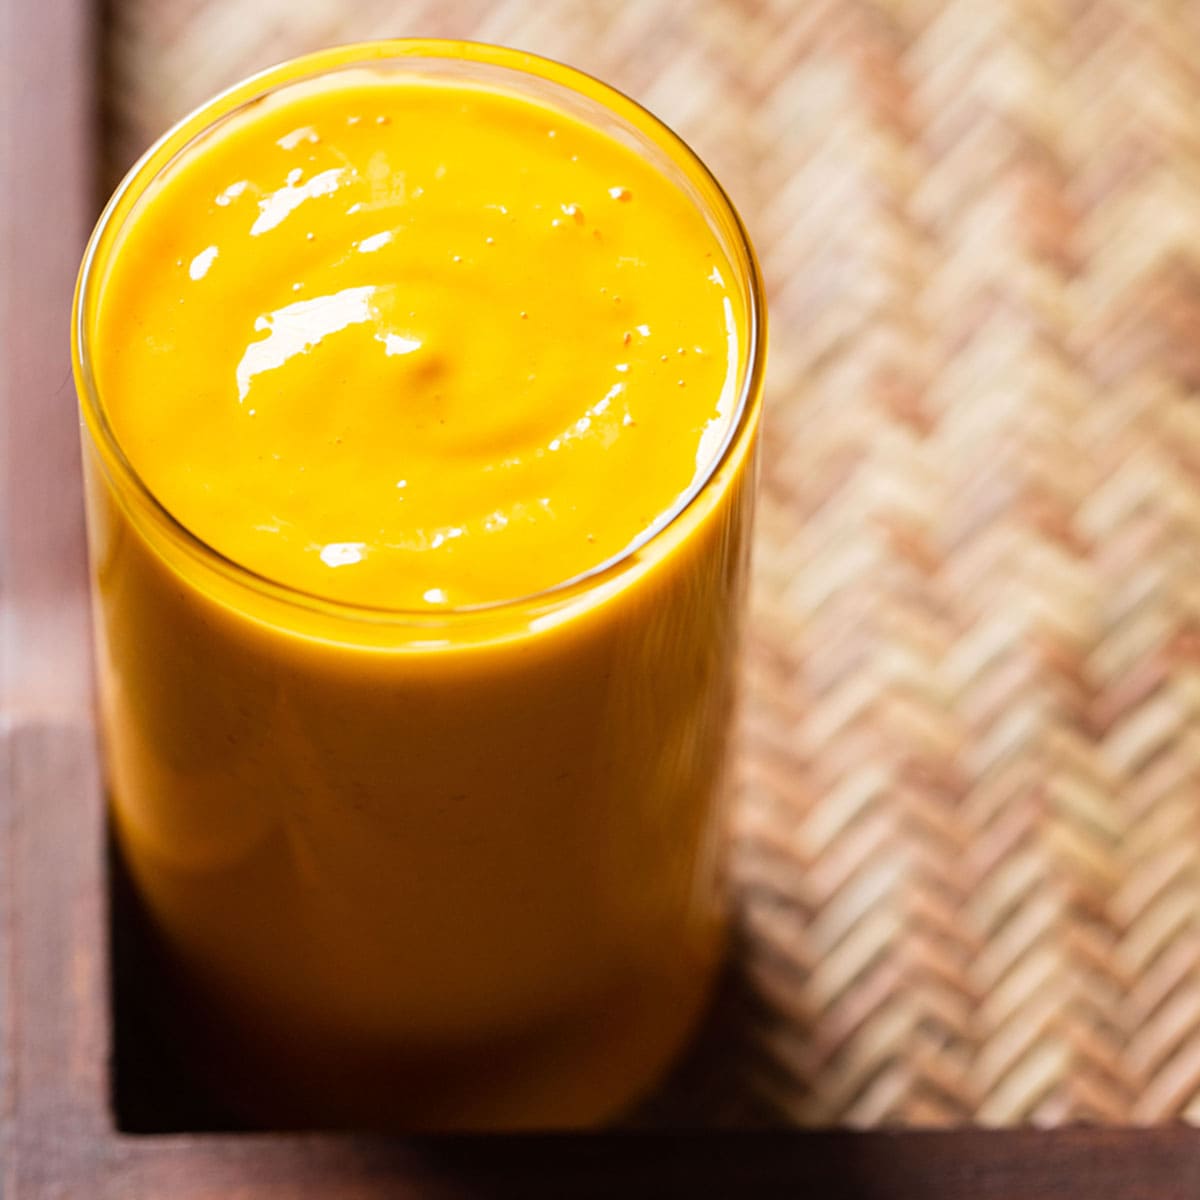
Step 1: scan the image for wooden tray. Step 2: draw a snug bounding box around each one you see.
[7,0,1200,1193]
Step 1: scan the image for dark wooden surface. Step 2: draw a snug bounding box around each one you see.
[5,0,1200,1194]
[87,1127,1200,1199]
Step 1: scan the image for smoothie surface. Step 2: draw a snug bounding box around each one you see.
[93,73,740,608]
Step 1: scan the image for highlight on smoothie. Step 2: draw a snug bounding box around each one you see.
[73,40,765,1130]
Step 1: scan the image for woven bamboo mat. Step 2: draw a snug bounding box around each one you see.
[103,0,1200,1127]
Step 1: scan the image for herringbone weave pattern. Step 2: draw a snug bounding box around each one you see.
[104,0,1200,1125]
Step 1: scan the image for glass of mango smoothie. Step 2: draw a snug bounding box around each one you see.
[73,40,765,1130]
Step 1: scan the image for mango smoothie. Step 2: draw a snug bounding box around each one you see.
[73,41,764,1130]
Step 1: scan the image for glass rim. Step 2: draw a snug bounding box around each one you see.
[73,38,767,625]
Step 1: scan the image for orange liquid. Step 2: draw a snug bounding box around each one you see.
[76,43,762,1129]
